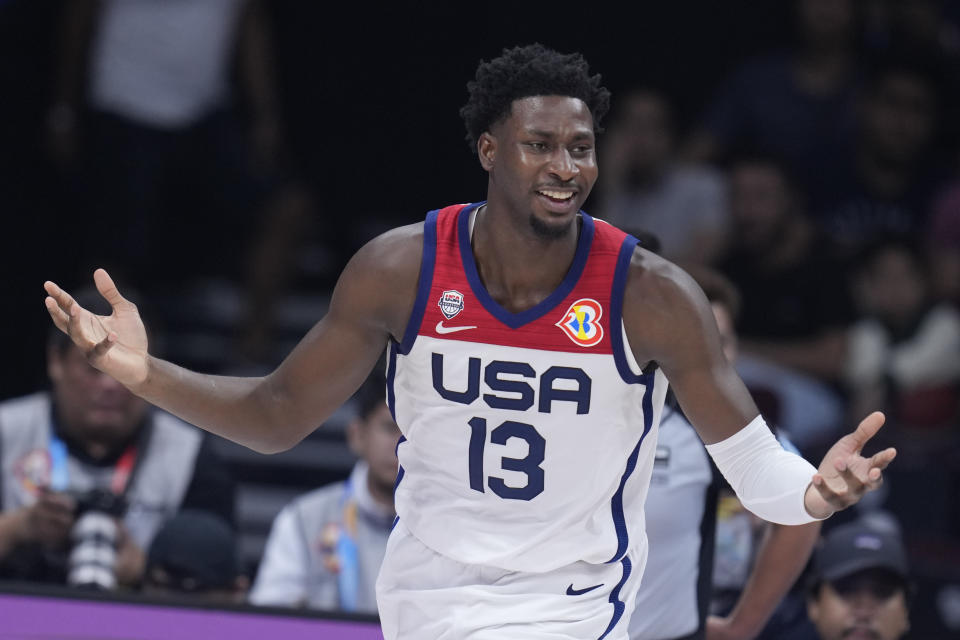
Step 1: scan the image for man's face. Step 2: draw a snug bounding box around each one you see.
[728,163,792,250]
[807,570,910,640]
[481,95,598,239]
[711,302,738,365]
[47,344,148,444]
[349,403,402,496]
[618,92,673,176]
[861,72,935,165]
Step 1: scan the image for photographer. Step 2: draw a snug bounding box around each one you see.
[0,289,234,589]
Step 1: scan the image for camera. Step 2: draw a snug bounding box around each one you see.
[66,489,128,590]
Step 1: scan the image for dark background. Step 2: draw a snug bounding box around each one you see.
[0,0,795,398]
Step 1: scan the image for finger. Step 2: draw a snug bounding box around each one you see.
[45,296,70,333]
[93,268,131,310]
[868,447,897,472]
[849,411,886,451]
[43,280,77,315]
[86,333,117,360]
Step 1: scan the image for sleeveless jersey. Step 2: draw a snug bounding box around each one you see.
[388,203,668,572]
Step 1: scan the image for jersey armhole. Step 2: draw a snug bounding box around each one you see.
[610,235,648,384]
[395,209,439,355]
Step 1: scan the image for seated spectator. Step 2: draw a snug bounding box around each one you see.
[248,365,397,613]
[683,0,861,203]
[805,520,911,640]
[143,509,248,604]
[597,89,729,264]
[845,235,960,433]
[0,288,235,589]
[718,154,852,450]
[631,265,821,640]
[813,54,948,255]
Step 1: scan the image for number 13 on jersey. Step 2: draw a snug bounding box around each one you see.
[467,417,545,501]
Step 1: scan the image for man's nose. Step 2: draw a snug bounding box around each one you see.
[547,148,579,181]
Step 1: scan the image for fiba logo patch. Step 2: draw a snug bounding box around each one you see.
[556,298,604,347]
[438,290,465,319]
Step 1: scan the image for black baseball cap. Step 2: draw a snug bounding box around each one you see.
[147,510,240,591]
[812,521,909,584]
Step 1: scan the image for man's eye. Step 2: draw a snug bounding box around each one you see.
[526,142,547,151]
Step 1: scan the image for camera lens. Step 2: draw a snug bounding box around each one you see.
[67,511,119,590]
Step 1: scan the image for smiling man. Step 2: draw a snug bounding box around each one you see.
[44,44,895,639]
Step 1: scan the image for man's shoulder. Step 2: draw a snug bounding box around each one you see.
[0,392,51,429]
[285,480,349,522]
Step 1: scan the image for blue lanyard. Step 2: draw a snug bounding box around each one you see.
[48,435,70,492]
[336,479,360,612]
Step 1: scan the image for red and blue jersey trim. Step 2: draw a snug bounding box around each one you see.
[395,202,636,355]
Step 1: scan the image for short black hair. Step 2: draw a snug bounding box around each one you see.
[460,43,611,152]
[353,357,388,421]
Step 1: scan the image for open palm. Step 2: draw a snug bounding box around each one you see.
[807,411,896,517]
[43,269,149,388]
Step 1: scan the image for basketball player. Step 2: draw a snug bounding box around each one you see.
[44,44,895,639]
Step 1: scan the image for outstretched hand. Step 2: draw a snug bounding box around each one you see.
[43,269,149,389]
[804,411,896,519]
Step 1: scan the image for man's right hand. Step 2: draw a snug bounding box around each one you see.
[44,269,150,389]
[19,490,76,549]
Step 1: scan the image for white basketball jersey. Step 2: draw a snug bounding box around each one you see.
[388,203,668,573]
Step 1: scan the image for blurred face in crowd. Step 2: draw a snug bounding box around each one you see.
[728,162,793,251]
[616,92,673,179]
[807,569,910,640]
[47,343,148,448]
[855,245,927,331]
[797,0,855,47]
[711,302,738,365]
[349,403,402,503]
[861,71,936,166]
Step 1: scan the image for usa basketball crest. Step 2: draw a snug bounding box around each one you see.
[438,290,465,319]
[556,298,604,347]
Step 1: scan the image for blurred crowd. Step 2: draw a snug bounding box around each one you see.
[1,0,959,638]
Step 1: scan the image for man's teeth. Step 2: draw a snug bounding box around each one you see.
[539,190,574,200]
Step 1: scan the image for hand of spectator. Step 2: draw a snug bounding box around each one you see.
[43,269,150,389]
[114,520,146,587]
[804,411,896,519]
[705,615,750,640]
[21,489,76,549]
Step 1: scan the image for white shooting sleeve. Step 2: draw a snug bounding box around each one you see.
[704,415,825,525]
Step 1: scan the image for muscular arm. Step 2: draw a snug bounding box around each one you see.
[47,225,423,454]
[623,249,758,444]
[709,520,821,639]
[621,250,892,522]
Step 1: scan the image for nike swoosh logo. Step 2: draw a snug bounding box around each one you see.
[566,583,604,596]
[435,321,477,334]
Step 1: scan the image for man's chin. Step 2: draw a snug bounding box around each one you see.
[528,212,575,240]
[843,626,880,640]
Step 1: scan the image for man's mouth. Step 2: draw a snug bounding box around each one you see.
[537,189,576,203]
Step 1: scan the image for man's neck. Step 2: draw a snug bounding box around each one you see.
[471,200,580,314]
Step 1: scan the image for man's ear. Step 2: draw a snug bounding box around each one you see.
[346,418,364,457]
[478,132,496,171]
[47,345,64,384]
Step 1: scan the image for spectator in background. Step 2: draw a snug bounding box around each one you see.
[598,89,729,265]
[248,365,397,613]
[0,288,235,589]
[683,0,860,204]
[44,0,315,362]
[845,235,960,431]
[718,155,852,451]
[143,509,248,604]
[631,265,821,640]
[814,54,946,254]
[804,520,911,640]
